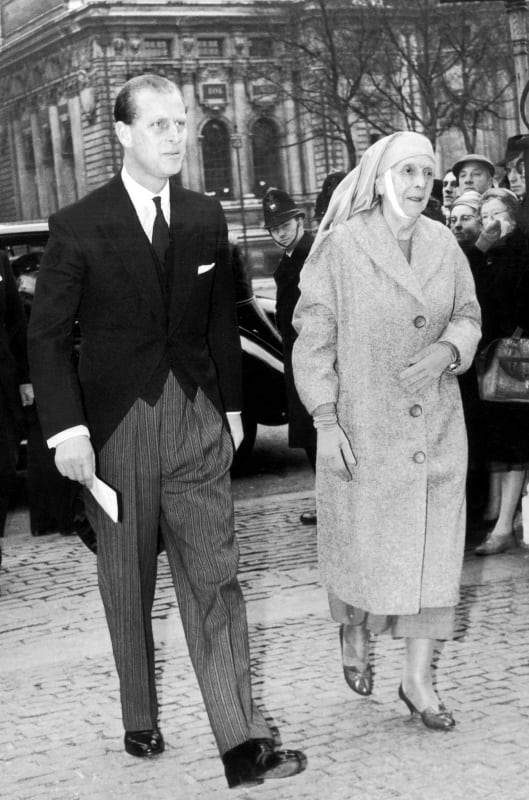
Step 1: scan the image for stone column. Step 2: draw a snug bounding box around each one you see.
[181,67,201,191]
[232,64,251,195]
[282,72,303,196]
[48,101,67,207]
[29,105,49,217]
[68,94,86,198]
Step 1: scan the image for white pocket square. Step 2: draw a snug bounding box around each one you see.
[197,262,215,275]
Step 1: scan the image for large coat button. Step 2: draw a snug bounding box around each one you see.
[413,451,426,463]
[410,404,422,417]
[414,315,426,328]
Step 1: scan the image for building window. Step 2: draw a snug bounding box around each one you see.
[61,118,74,158]
[41,124,54,166]
[249,38,273,58]
[143,39,170,57]
[201,120,232,199]
[198,38,224,58]
[252,118,281,197]
[22,129,35,170]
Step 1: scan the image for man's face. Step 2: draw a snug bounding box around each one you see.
[115,87,187,191]
[442,171,458,207]
[269,216,303,250]
[448,204,481,246]
[506,155,525,199]
[457,161,493,194]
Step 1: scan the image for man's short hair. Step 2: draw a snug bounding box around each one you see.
[114,74,181,124]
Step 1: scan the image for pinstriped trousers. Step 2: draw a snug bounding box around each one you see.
[84,372,270,754]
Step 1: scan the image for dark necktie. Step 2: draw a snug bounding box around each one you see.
[152,196,170,267]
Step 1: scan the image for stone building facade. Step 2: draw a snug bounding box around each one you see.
[0,0,520,275]
[0,0,356,275]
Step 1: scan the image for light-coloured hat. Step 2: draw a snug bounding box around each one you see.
[452,153,495,179]
[450,190,482,213]
[314,131,435,247]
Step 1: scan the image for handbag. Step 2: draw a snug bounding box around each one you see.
[476,327,529,403]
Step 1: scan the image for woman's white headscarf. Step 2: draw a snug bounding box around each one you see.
[314,131,435,248]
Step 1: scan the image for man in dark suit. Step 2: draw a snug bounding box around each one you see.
[263,188,317,525]
[28,74,305,788]
[0,251,33,568]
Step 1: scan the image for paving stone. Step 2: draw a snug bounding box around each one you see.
[2,497,529,799]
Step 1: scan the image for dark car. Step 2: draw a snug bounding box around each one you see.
[0,220,287,464]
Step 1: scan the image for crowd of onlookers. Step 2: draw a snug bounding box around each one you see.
[427,140,529,557]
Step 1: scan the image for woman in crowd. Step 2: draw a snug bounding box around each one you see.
[0,250,32,569]
[292,132,481,730]
[467,188,529,555]
[447,190,488,527]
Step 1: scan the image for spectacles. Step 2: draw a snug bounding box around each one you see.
[448,214,477,224]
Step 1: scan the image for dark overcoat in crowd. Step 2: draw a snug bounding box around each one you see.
[274,230,317,449]
[0,251,28,536]
[468,229,529,465]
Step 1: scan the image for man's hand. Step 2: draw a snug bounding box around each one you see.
[317,424,357,482]
[399,343,452,393]
[227,412,244,451]
[19,383,34,406]
[55,435,95,487]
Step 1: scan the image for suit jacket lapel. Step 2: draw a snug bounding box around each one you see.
[97,175,165,316]
[167,183,202,332]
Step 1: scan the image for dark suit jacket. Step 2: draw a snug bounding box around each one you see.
[273,231,316,449]
[0,251,28,423]
[28,175,242,451]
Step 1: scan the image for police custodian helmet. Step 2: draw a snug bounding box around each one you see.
[262,187,304,229]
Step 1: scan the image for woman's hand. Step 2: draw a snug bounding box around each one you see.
[399,343,453,393]
[317,423,357,482]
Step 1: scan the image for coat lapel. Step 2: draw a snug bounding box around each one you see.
[354,206,427,307]
[167,183,203,333]
[97,175,164,316]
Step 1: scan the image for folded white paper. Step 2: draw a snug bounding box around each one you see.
[89,475,119,523]
[522,483,529,545]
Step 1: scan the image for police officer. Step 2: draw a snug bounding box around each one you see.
[263,188,317,525]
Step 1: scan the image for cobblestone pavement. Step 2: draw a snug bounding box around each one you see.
[2,491,529,800]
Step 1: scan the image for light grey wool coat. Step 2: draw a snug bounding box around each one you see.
[292,205,481,615]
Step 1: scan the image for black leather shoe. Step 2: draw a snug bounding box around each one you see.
[398,685,455,731]
[222,739,307,789]
[299,510,317,525]
[339,624,373,696]
[124,728,165,757]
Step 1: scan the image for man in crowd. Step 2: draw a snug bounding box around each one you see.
[263,188,317,525]
[28,73,306,789]
[441,169,459,223]
[452,153,495,195]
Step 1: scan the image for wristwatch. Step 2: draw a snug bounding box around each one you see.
[439,340,461,372]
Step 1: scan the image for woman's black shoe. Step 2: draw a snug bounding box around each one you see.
[124,728,165,757]
[222,739,307,788]
[398,684,455,731]
[339,624,373,696]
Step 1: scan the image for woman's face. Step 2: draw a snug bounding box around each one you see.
[480,197,515,230]
[506,155,525,199]
[448,204,481,245]
[383,156,434,218]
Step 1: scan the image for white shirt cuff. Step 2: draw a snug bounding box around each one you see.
[226,411,241,422]
[47,425,91,449]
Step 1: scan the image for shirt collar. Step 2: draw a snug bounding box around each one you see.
[121,166,170,219]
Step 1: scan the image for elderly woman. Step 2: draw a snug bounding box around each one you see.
[292,132,481,730]
[466,188,529,555]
